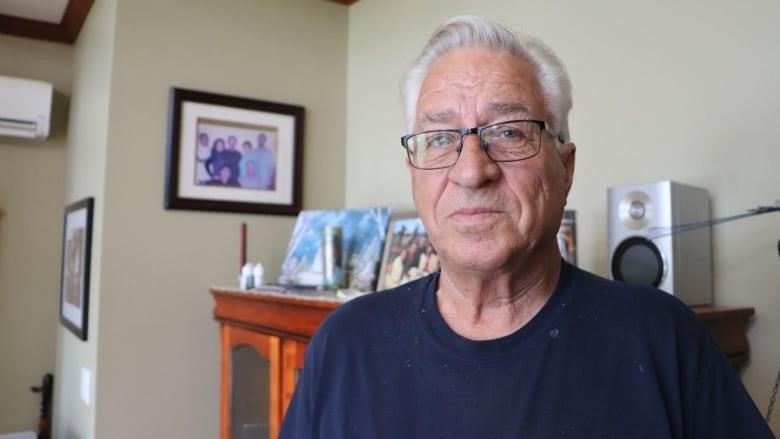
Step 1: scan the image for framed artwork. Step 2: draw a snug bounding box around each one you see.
[59,197,94,341]
[377,214,438,291]
[164,87,304,215]
[279,208,392,291]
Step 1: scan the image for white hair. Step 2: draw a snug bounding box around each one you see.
[400,15,573,144]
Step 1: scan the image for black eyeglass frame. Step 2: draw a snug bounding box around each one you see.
[400,119,566,170]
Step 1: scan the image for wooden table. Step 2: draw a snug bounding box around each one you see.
[692,305,755,369]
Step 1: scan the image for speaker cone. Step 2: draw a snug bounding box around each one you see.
[611,236,665,287]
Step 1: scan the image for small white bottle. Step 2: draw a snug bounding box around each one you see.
[239,263,254,290]
[252,263,264,288]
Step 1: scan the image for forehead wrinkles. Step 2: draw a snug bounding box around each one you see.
[416,56,544,129]
[419,101,532,128]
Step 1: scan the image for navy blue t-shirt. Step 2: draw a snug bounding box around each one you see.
[280,262,772,438]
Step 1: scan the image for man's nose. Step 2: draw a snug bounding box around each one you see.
[448,134,500,186]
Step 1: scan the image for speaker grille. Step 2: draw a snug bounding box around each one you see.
[611,236,665,287]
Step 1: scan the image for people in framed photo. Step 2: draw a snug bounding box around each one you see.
[195,121,277,190]
[377,215,439,291]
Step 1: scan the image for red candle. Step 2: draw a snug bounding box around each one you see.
[240,222,247,269]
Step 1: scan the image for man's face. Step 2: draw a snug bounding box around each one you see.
[410,47,575,273]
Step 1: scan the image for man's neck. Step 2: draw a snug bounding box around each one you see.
[435,251,561,341]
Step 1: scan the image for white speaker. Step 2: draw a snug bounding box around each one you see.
[607,180,713,305]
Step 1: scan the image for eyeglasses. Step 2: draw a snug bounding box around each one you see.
[400,119,565,170]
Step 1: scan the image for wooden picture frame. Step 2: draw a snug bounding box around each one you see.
[59,197,94,341]
[164,87,304,215]
[377,214,438,291]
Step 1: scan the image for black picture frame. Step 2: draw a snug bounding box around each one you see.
[164,87,304,215]
[59,197,94,341]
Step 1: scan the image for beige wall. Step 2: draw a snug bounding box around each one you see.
[85,0,345,437]
[3,0,347,436]
[346,0,780,433]
[53,0,117,437]
[0,36,71,433]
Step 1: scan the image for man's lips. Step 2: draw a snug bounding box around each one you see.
[449,207,503,219]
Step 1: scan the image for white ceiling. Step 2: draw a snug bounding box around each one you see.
[0,0,69,23]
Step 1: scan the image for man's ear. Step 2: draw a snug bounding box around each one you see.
[561,142,576,198]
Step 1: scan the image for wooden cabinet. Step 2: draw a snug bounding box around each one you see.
[212,287,754,438]
[692,305,755,369]
[212,288,339,439]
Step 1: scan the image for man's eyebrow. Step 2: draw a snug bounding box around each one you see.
[419,109,458,126]
[490,102,532,117]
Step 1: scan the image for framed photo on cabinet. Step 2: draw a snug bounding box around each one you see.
[59,197,94,341]
[377,214,438,291]
[279,208,392,291]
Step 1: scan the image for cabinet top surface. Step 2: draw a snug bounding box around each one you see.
[211,285,352,307]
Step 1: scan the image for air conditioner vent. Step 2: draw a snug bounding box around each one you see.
[0,75,53,140]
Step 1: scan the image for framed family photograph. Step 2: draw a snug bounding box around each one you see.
[164,87,304,215]
[377,214,439,291]
[59,197,94,341]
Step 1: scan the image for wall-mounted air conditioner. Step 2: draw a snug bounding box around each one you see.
[0,75,53,139]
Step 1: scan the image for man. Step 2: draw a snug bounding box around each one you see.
[254,132,276,189]
[239,159,264,189]
[280,16,771,438]
[222,135,242,183]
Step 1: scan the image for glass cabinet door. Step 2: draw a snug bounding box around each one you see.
[220,325,281,439]
[231,345,269,438]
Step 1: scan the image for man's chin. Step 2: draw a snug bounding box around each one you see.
[439,245,516,273]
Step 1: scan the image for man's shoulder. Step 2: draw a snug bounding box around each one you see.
[565,265,703,334]
[570,265,692,309]
[310,275,430,345]
[563,265,719,376]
